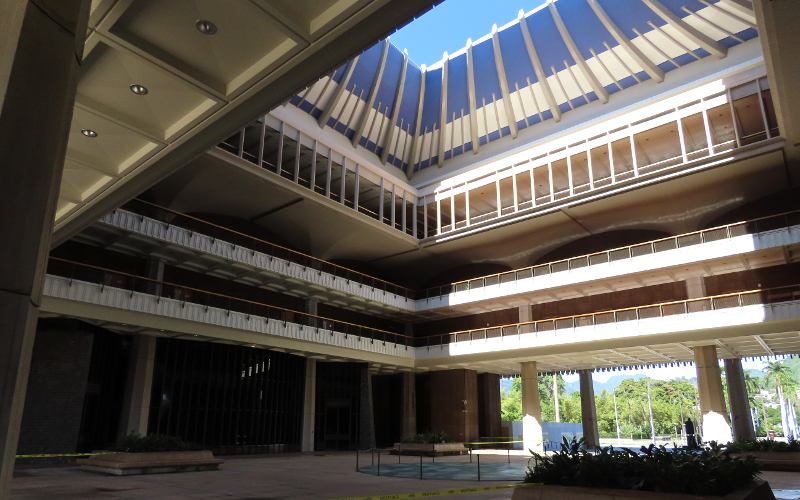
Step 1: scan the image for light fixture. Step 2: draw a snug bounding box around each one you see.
[80,129,97,138]
[195,19,217,35]
[129,83,148,95]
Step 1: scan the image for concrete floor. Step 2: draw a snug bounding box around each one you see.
[10,451,800,499]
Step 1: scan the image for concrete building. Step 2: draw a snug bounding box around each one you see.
[2,0,800,495]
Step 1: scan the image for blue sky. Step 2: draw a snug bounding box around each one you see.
[391,0,549,67]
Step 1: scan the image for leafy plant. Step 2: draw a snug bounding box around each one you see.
[113,433,202,452]
[728,439,800,453]
[525,437,760,496]
[401,431,452,444]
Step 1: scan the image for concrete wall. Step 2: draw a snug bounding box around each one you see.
[427,369,479,442]
[17,320,94,454]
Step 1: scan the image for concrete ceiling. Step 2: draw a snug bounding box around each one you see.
[52,0,438,246]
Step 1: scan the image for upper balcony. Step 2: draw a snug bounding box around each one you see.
[40,258,800,375]
[77,200,800,320]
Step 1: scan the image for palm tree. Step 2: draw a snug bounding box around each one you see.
[764,362,797,439]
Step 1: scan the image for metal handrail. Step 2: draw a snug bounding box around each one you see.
[423,208,800,298]
[421,284,800,347]
[122,198,417,299]
[47,257,413,347]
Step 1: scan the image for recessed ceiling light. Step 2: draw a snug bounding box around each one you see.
[129,83,148,95]
[195,19,217,35]
[81,129,98,138]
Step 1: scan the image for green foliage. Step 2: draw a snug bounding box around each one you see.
[728,439,800,453]
[401,431,451,444]
[526,437,760,496]
[114,433,201,453]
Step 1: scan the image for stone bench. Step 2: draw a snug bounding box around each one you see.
[79,450,223,476]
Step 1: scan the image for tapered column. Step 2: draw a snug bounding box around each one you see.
[359,366,375,449]
[694,345,732,444]
[579,370,600,448]
[0,1,89,497]
[725,358,756,442]
[401,372,417,438]
[521,362,543,453]
[118,336,156,437]
[301,358,316,452]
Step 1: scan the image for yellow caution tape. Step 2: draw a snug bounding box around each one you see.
[463,440,523,446]
[335,482,541,500]
[16,452,114,459]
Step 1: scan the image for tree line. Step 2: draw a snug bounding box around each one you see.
[500,359,800,439]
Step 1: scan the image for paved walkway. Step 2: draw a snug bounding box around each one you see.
[10,451,800,499]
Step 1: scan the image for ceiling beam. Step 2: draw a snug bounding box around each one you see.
[642,0,727,58]
[491,25,519,139]
[380,50,408,164]
[549,2,609,104]
[352,39,390,147]
[318,56,359,128]
[587,0,665,83]
[754,335,774,356]
[518,10,562,121]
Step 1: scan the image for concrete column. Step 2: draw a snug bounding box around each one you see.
[478,373,501,438]
[521,362,543,453]
[118,336,156,437]
[301,358,316,452]
[685,276,706,299]
[725,358,756,442]
[694,345,733,444]
[519,305,532,323]
[305,298,319,316]
[579,370,600,449]
[0,1,89,496]
[401,372,416,438]
[359,366,375,449]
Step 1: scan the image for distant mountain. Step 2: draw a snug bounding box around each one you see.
[565,374,647,394]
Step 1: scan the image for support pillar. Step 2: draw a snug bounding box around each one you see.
[0,1,90,496]
[359,366,375,449]
[401,372,416,439]
[118,336,156,437]
[301,358,316,452]
[694,345,732,444]
[478,373,501,439]
[521,362,543,453]
[579,370,600,449]
[725,358,756,442]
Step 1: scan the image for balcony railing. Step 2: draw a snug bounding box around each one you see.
[121,199,417,300]
[422,76,781,239]
[47,257,413,347]
[422,209,800,299]
[420,284,800,348]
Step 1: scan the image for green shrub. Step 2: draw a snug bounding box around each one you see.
[525,437,760,496]
[113,433,202,453]
[728,439,800,453]
[401,431,452,444]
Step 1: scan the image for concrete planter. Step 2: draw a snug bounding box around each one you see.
[393,442,467,456]
[732,451,800,471]
[79,450,223,476]
[511,480,775,500]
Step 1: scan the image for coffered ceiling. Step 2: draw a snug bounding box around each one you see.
[53,0,437,245]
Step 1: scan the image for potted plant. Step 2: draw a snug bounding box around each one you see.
[513,437,774,499]
[79,433,223,476]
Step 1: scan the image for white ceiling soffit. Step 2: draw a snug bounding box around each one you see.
[53,0,437,245]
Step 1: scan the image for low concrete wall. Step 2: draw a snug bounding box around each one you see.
[79,451,223,476]
[511,481,775,500]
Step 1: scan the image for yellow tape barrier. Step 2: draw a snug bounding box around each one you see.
[335,482,540,500]
[463,440,522,446]
[16,452,114,459]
